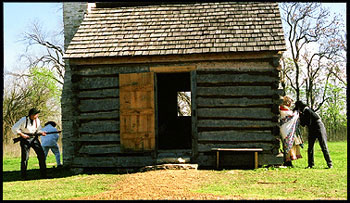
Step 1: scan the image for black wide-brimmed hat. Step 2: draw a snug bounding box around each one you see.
[45,121,57,127]
[28,108,41,116]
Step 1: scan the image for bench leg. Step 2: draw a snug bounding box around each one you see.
[254,152,258,169]
[216,151,220,169]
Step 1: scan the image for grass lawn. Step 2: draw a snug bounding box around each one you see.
[195,141,347,200]
[2,141,347,200]
[2,154,123,200]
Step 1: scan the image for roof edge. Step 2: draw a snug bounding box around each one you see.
[66,51,284,65]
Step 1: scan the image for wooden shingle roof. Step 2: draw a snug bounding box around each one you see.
[64,2,286,59]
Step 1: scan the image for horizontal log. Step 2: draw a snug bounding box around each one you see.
[150,65,196,73]
[73,133,120,142]
[79,144,121,154]
[69,51,279,65]
[72,156,155,167]
[211,148,263,152]
[197,108,273,119]
[78,76,119,90]
[197,97,273,107]
[197,153,256,167]
[198,142,278,152]
[197,61,276,72]
[198,119,276,128]
[78,89,119,99]
[80,120,120,134]
[79,98,119,112]
[79,110,120,121]
[197,73,278,84]
[198,130,276,142]
[197,86,274,97]
[72,157,117,168]
[75,65,149,76]
[276,89,284,97]
[196,153,283,167]
[259,153,284,165]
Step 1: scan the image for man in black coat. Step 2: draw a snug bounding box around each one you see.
[294,101,333,169]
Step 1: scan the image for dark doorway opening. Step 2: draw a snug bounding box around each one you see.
[157,73,192,150]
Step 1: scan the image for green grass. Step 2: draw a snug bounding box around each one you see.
[3,141,347,200]
[194,141,347,200]
[3,155,123,200]
[3,173,122,200]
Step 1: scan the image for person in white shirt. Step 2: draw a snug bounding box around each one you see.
[12,108,47,180]
[41,121,62,167]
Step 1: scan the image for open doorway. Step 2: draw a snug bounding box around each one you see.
[156,72,192,150]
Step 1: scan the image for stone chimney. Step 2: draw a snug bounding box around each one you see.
[62,2,87,167]
[63,2,88,50]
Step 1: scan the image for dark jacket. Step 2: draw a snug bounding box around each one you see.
[299,107,321,127]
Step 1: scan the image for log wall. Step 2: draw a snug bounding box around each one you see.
[63,58,283,168]
[69,64,152,168]
[194,61,283,166]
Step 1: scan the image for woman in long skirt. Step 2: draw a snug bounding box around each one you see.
[280,96,303,167]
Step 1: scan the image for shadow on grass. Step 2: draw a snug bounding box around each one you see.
[3,166,147,182]
[3,167,76,182]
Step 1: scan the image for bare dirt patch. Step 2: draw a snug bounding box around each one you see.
[70,169,242,200]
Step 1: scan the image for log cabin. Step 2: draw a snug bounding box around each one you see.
[62,1,286,171]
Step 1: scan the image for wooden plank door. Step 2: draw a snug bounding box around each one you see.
[119,72,155,152]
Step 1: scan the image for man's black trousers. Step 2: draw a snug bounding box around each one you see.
[307,120,333,168]
[20,137,47,178]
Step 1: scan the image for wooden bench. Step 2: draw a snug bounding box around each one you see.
[211,148,263,169]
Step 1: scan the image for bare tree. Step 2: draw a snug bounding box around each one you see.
[280,3,346,111]
[3,4,64,144]
[3,70,60,143]
[3,77,29,142]
[16,20,65,85]
[177,92,191,116]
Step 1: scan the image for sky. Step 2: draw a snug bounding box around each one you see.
[2,2,347,76]
[3,3,63,74]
